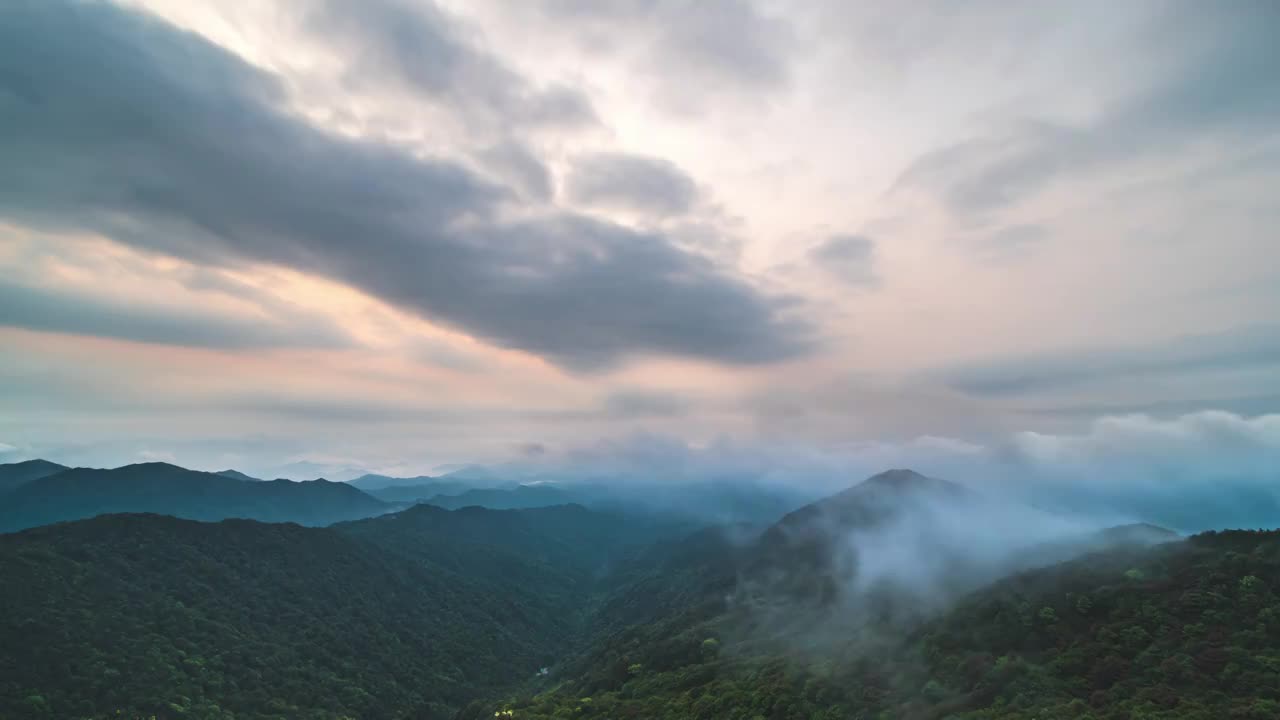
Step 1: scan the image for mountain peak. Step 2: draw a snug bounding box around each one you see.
[10,458,65,469]
[861,468,931,486]
[852,469,967,499]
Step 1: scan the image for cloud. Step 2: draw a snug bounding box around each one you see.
[602,390,692,418]
[302,0,597,133]
[531,409,1280,532]
[511,0,795,112]
[0,0,812,371]
[938,324,1280,397]
[992,410,1280,531]
[0,278,351,350]
[895,3,1280,216]
[1006,411,1280,474]
[474,141,555,202]
[516,442,547,458]
[564,152,700,217]
[809,234,878,286]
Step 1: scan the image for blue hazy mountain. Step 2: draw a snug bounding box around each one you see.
[0,462,389,531]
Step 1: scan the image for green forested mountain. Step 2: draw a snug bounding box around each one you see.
[0,463,391,532]
[3,467,1279,720]
[0,459,69,495]
[0,502,689,719]
[0,512,582,719]
[483,530,1280,720]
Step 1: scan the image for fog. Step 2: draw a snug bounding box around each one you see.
[504,410,1279,532]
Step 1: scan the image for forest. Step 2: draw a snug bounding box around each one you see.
[3,461,1279,719]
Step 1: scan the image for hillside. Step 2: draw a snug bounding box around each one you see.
[481,529,1280,720]
[0,463,390,531]
[0,459,69,495]
[0,509,665,719]
[0,502,696,719]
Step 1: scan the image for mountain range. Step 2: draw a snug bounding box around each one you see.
[0,462,391,532]
[2,462,1277,719]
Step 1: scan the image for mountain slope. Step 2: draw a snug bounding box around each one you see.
[337,502,686,584]
[335,503,694,658]
[0,459,68,495]
[0,501,695,719]
[483,530,1280,720]
[0,513,583,719]
[478,470,1193,717]
[0,462,389,531]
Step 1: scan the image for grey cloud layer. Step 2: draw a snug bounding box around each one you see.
[0,279,350,350]
[896,2,1280,216]
[0,0,812,370]
[565,152,700,216]
[939,325,1280,397]
[809,234,878,286]
[517,0,795,110]
[305,0,597,133]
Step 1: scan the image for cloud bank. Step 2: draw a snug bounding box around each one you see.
[0,0,811,371]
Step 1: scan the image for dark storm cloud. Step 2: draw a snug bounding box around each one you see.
[938,324,1280,397]
[0,279,351,350]
[896,3,1280,215]
[305,0,597,131]
[0,0,812,370]
[564,152,700,216]
[809,234,878,286]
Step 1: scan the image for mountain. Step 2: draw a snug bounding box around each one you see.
[214,468,261,482]
[258,460,367,482]
[0,458,68,495]
[359,479,476,502]
[9,463,1272,720]
[440,464,505,484]
[474,470,1198,717]
[480,528,1280,720]
[349,472,447,491]
[0,502,693,719]
[337,502,688,587]
[0,513,583,719]
[424,483,577,510]
[0,462,390,531]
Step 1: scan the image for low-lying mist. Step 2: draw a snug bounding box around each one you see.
[718,470,1166,661]
[506,410,1279,532]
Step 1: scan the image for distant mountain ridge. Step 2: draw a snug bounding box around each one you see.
[0,462,390,532]
[0,458,69,495]
[349,473,449,491]
[423,483,574,510]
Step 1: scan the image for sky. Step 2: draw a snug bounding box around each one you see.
[0,0,1277,482]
